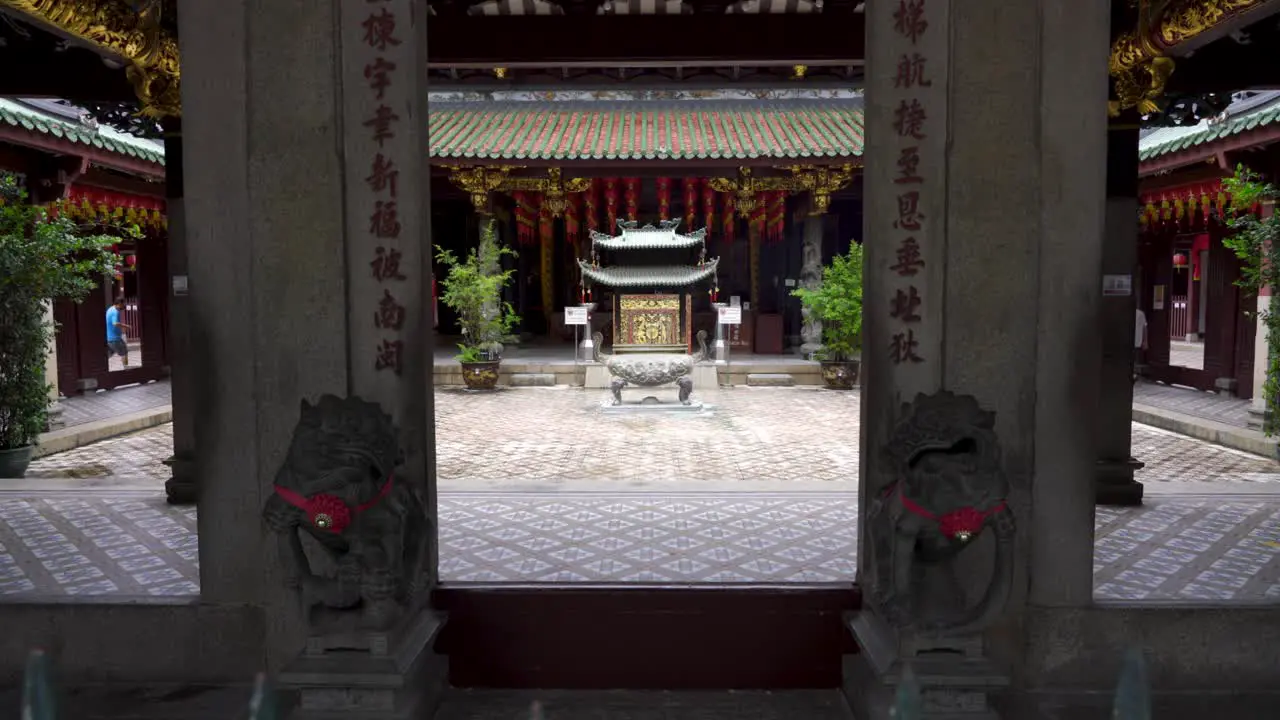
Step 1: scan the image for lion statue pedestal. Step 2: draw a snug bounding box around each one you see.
[263,395,446,720]
[843,391,1015,720]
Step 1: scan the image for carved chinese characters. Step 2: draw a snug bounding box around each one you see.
[886,0,934,366]
[350,1,409,376]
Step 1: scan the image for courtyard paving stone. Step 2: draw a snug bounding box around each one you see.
[4,387,1280,599]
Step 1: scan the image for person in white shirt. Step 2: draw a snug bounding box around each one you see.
[1133,307,1148,384]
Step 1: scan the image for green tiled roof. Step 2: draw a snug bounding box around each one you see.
[580,259,720,288]
[0,99,165,166]
[1139,93,1280,163]
[429,100,864,161]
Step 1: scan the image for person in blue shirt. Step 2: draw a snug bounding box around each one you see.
[105,298,131,367]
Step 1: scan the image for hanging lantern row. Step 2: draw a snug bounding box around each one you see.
[1139,182,1229,232]
[50,198,167,231]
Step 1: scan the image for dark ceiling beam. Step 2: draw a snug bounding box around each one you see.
[0,46,133,101]
[1164,25,1280,95]
[427,14,864,66]
[1162,0,1280,58]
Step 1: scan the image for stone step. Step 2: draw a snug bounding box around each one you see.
[746,373,796,387]
[508,373,557,387]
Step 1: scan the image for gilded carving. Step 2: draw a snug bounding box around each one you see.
[707,167,804,214]
[1108,0,1267,116]
[444,165,519,214]
[782,163,857,215]
[619,295,680,311]
[1,0,181,118]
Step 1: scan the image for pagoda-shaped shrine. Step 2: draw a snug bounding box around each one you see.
[580,219,719,355]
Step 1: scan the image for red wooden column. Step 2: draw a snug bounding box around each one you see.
[1142,232,1173,372]
[76,285,110,388]
[136,232,169,372]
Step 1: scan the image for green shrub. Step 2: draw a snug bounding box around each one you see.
[791,242,864,362]
[434,219,520,362]
[0,174,119,449]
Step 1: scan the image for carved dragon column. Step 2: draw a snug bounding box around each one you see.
[847,0,1107,714]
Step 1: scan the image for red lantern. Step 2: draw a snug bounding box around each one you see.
[1173,252,1188,269]
[126,254,137,267]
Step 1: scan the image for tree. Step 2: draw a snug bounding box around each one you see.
[791,242,864,362]
[1221,165,1280,434]
[0,174,120,450]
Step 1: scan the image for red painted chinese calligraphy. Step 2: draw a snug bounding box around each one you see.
[370,246,407,282]
[890,286,922,322]
[374,289,406,330]
[370,200,402,239]
[890,329,924,364]
[893,100,927,140]
[893,0,928,44]
[364,58,396,100]
[890,237,925,277]
[364,106,400,147]
[894,191,924,231]
[895,147,923,185]
[374,338,404,375]
[362,8,402,52]
[894,53,932,89]
[367,154,399,197]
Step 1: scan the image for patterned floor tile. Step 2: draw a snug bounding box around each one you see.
[10,387,1280,601]
[0,492,198,598]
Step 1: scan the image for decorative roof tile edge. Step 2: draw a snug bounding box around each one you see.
[579,259,720,288]
[1138,96,1280,164]
[0,98,165,167]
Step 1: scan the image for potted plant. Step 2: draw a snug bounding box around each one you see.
[792,242,863,390]
[435,219,520,390]
[0,174,118,477]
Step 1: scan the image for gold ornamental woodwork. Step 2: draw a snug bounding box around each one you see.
[620,296,680,311]
[1108,0,1268,116]
[503,167,592,218]
[782,164,857,215]
[444,165,519,214]
[0,0,181,118]
[707,167,805,215]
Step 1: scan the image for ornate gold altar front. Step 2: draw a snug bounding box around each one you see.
[614,294,689,354]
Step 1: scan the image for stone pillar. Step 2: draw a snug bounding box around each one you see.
[42,301,63,431]
[847,0,1106,715]
[1248,200,1275,430]
[162,119,196,505]
[180,0,441,714]
[799,209,824,356]
[1095,123,1144,506]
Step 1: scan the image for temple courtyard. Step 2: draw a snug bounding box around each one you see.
[2,385,1279,599]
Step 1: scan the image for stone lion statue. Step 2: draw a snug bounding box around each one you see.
[261,395,432,632]
[864,390,1015,635]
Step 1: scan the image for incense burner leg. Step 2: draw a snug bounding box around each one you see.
[610,378,626,405]
[677,375,693,405]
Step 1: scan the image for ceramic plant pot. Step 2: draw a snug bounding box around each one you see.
[0,445,35,479]
[819,360,860,390]
[460,360,501,390]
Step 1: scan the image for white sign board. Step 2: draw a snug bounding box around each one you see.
[171,275,188,296]
[565,306,590,326]
[1102,274,1132,297]
[729,296,742,308]
[718,306,743,325]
